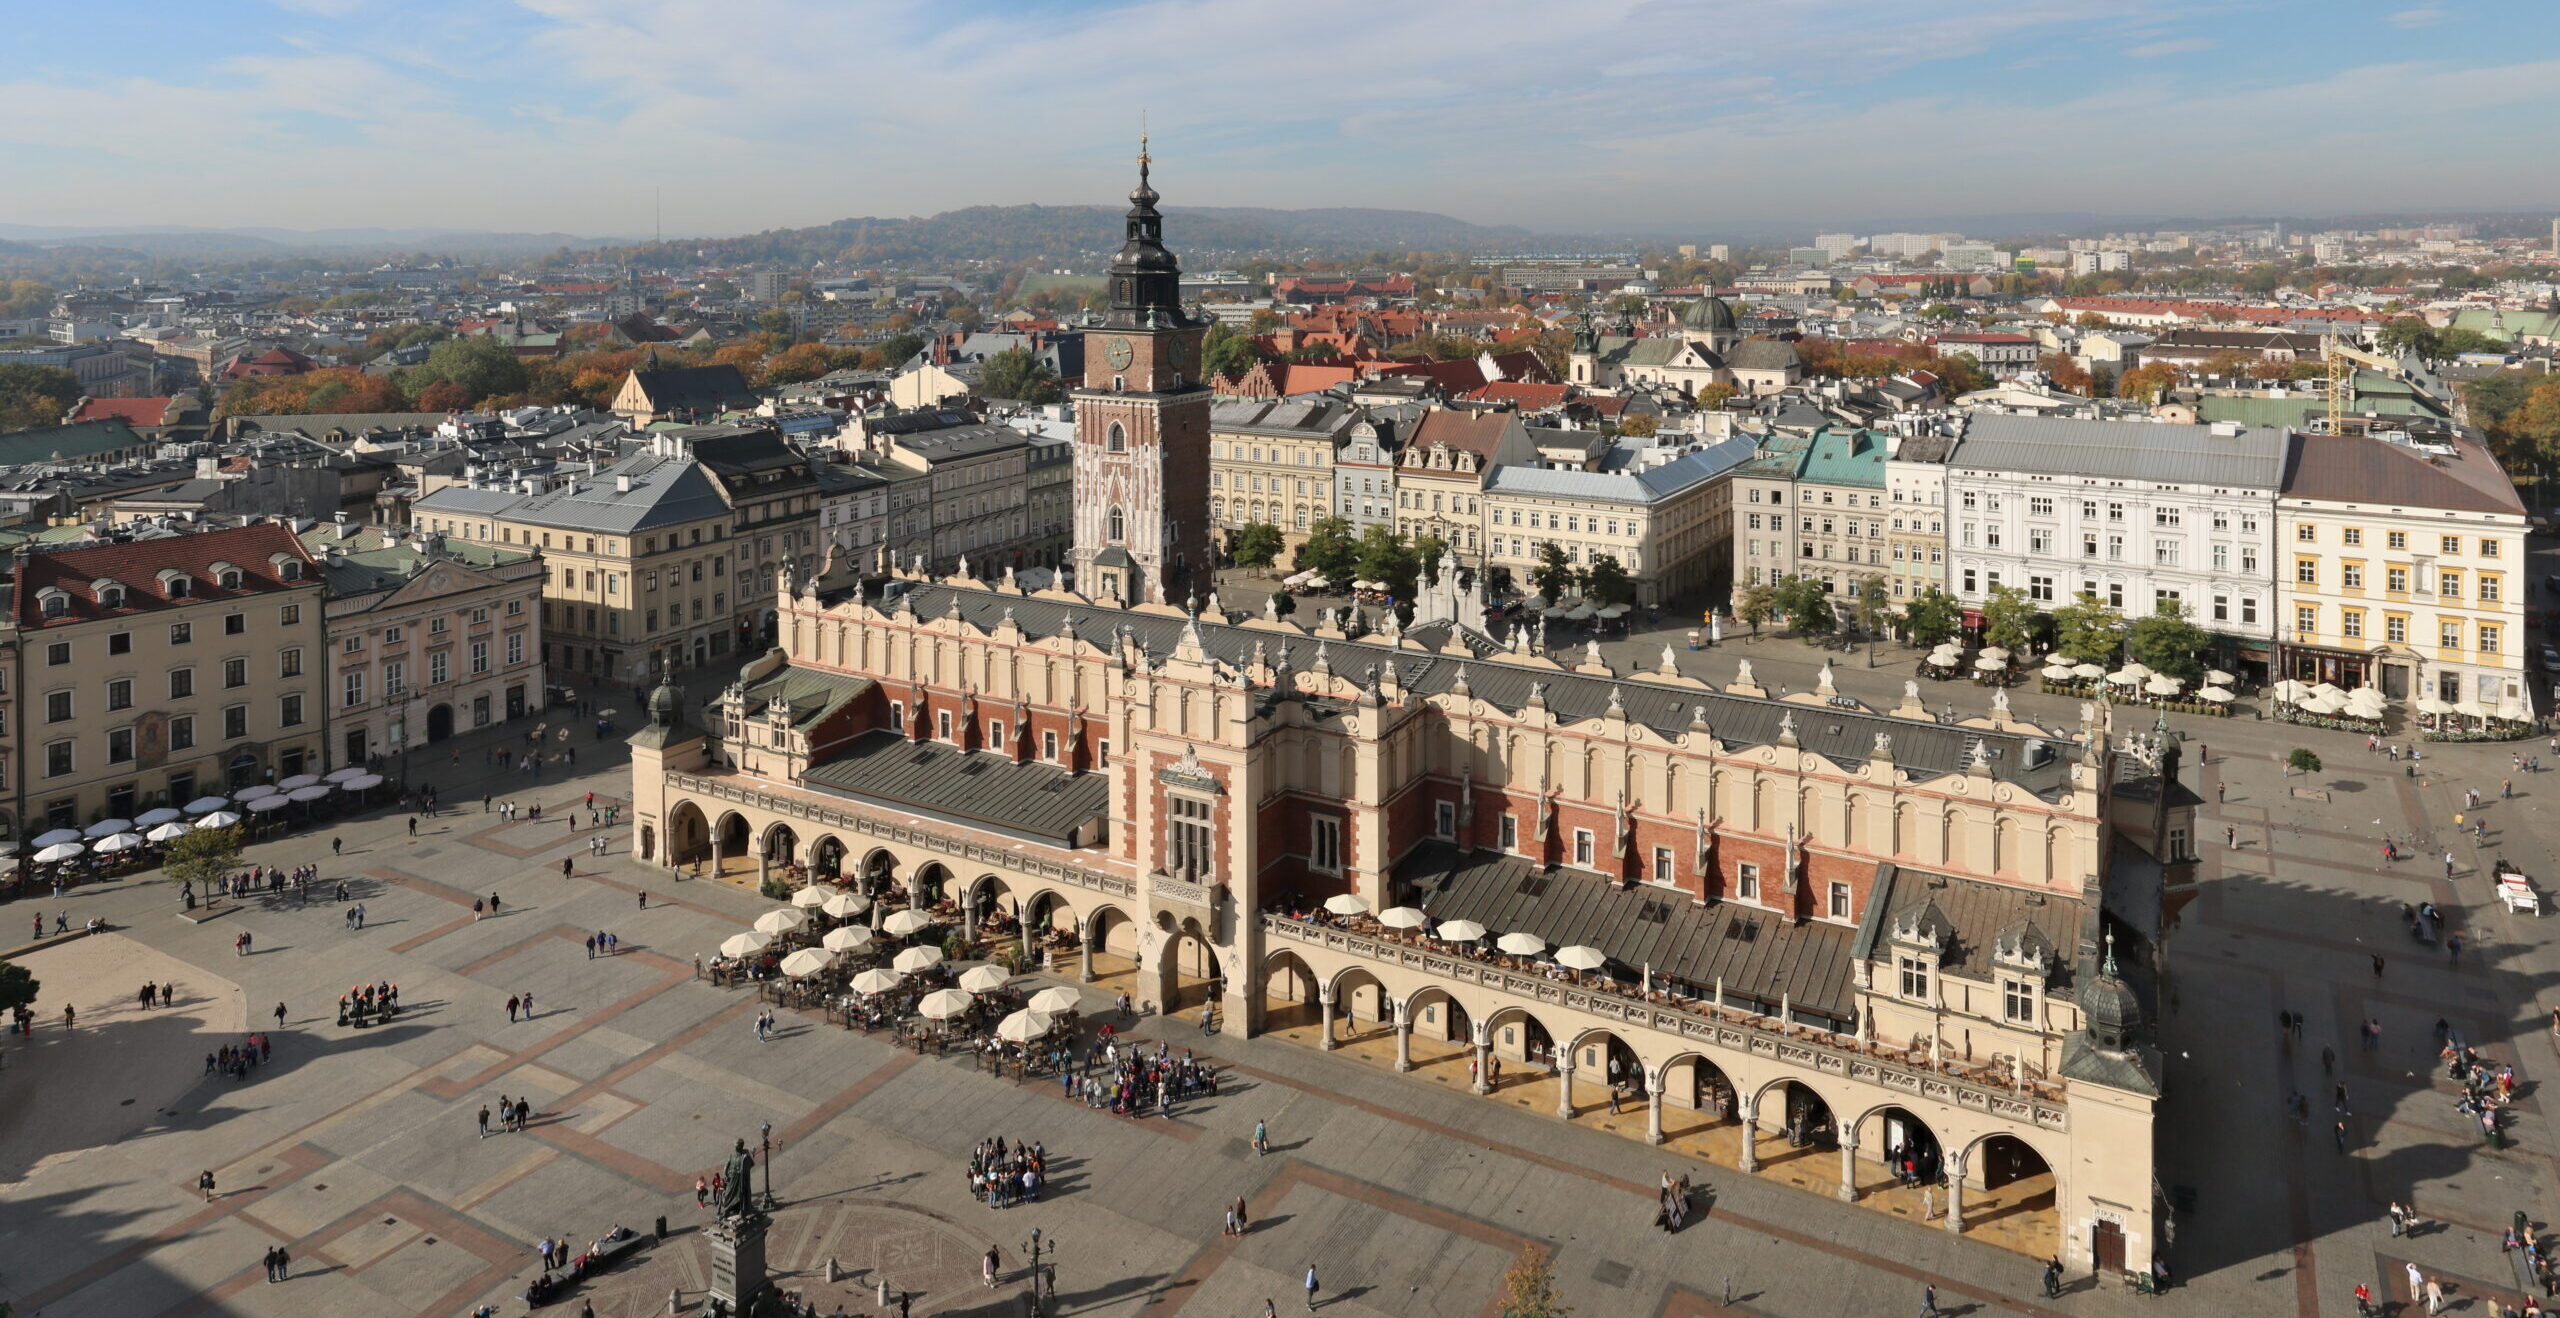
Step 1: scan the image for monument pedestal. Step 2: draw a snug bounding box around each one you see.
[708,1213,770,1311]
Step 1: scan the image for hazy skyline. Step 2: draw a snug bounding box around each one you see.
[7,0,2556,240]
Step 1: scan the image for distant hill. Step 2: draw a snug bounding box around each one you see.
[606,203,1575,268]
[0,223,622,259]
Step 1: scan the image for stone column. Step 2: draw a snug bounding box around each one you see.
[1554,1058,1576,1120]
[1019,910,1036,959]
[1837,1129,1860,1202]
[1472,1034,1493,1095]
[1943,1151,1967,1234]
[1737,1094,1759,1173]
[1318,989,1337,1051]
[1078,918,1097,983]
[1645,1067,1666,1145]
[755,839,769,883]
[1393,1003,1413,1073]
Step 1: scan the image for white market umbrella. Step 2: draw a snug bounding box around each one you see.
[1977,646,2011,662]
[277,774,321,790]
[2498,695,2531,722]
[916,987,975,1020]
[1028,986,1083,1014]
[2118,661,2151,679]
[780,947,835,979]
[1555,945,1609,971]
[247,795,292,813]
[850,968,904,995]
[720,930,774,958]
[2415,696,2452,715]
[892,945,944,974]
[146,821,192,842]
[957,964,1014,994]
[1541,605,1570,619]
[1377,906,1428,930]
[287,784,334,802]
[183,796,229,814]
[31,828,82,848]
[325,767,369,783]
[134,807,184,827]
[2205,669,2235,685]
[2272,679,2306,703]
[792,883,843,909]
[1974,654,2006,671]
[2345,688,2387,712]
[35,842,85,862]
[995,1009,1055,1043]
[2145,673,2182,696]
[1323,893,1370,917]
[2197,687,2234,703]
[881,909,936,938]
[197,810,244,828]
[234,784,279,800]
[2106,667,2142,685]
[2455,699,2489,720]
[2302,691,2347,715]
[342,773,384,790]
[83,818,132,838]
[1496,931,1547,956]
[2042,663,2076,680]
[1597,603,1630,619]
[2072,662,2105,680]
[754,907,809,936]
[822,891,872,919]
[1565,602,1597,622]
[1435,919,1487,943]
[822,924,875,953]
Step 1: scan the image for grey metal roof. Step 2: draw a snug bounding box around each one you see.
[1862,863,2081,990]
[1947,414,2288,488]
[895,423,1030,463]
[1211,398,1359,437]
[738,665,877,730]
[1482,437,1754,505]
[802,730,1107,844]
[414,453,731,534]
[858,582,2074,797]
[1391,840,1858,1021]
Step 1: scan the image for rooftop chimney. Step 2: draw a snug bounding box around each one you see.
[616,474,633,494]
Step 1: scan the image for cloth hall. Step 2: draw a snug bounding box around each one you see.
[625,155,2179,1278]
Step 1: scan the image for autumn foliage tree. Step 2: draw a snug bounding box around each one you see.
[2038,353,2092,394]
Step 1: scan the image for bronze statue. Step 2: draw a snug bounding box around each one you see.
[716,1138,758,1220]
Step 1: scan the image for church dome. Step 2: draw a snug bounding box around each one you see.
[2076,933,2142,1050]
[1681,295,1737,332]
[647,672,685,728]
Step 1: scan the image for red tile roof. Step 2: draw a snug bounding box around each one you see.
[14,522,320,630]
[68,397,173,426]
[1462,381,1571,407]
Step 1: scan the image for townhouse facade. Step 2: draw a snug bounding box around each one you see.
[1884,432,1954,605]
[1208,397,1358,549]
[1394,409,1533,557]
[1481,437,1756,607]
[2275,431,2530,709]
[304,522,548,767]
[10,523,328,833]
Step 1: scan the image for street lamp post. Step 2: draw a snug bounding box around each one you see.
[759,1120,777,1210]
[1024,1228,1052,1313]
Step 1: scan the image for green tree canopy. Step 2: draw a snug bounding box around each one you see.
[1498,1245,1571,1318]
[1530,541,1578,603]
[163,826,242,894]
[1297,515,1358,582]
[1230,522,1285,569]
[409,336,530,405]
[0,363,81,433]
[2287,747,2322,775]
[1202,321,1258,381]
[1735,583,1778,637]
[1414,533,1450,583]
[2049,592,2122,665]
[0,958,38,1015]
[1771,575,1834,635]
[2126,598,2210,683]
[1977,583,2038,652]
[976,347,1062,404]
[1584,554,1634,607]
[1901,586,1961,648]
[1355,524,1419,600]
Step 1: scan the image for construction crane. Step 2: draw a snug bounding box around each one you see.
[2319,335,2396,435]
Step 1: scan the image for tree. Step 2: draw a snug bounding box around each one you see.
[410,336,530,404]
[2049,592,2122,665]
[1414,533,1450,583]
[1977,584,2037,653]
[755,308,794,336]
[1854,575,1893,660]
[1929,352,1990,396]
[1297,516,1359,583]
[2374,317,2438,357]
[1735,583,1778,637]
[1230,522,1285,569]
[1771,575,1834,636]
[2286,747,2322,777]
[2075,311,2114,329]
[1694,382,1737,411]
[1498,1244,1571,1318]
[1616,413,1658,439]
[0,363,81,432]
[2038,352,2092,395]
[0,958,37,1015]
[1530,542,1578,603]
[415,380,474,413]
[1355,525,1419,600]
[1268,589,1297,618]
[1902,586,1961,648]
[866,332,925,371]
[2126,598,2210,683]
[760,341,841,385]
[163,826,242,893]
[2199,349,2258,379]
[2116,362,2181,405]
[1247,309,1285,334]
[977,347,1062,404]
[1202,322,1257,381]
[1584,555,1634,607]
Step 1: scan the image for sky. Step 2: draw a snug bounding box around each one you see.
[5,0,2558,239]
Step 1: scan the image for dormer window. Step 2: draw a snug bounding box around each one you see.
[157,569,192,599]
[38,590,68,618]
[209,561,242,589]
[101,587,124,609]
[269,554,304,581]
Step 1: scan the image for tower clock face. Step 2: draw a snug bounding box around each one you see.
[1104,336,1134,370]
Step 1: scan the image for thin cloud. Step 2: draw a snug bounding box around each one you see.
[2125,36,2214,57]
[2387,7,2449,27]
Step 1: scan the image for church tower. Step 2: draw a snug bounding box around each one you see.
[1071,140,1211,606]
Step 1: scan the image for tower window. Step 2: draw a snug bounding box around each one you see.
[1107,422,1126,453]
[1108,507,1125,542]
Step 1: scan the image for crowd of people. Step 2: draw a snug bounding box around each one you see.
[336,981,400,1027]
[1074,1034,1219,1117]
[967,1135,1046,1207]
[205,1033,272,1080]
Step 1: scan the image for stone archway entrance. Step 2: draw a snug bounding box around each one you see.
[1156,915,1222,1015]
[666,801,709,868]
[811,836,847,880]
[714,812,751,879]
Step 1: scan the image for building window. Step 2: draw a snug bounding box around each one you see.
[224,658,247,689]
[279,693,304,728]
[1168,794,1215,881]
[2441,621,2462,650]
[1652,847,1676,885]
[1898,956,1931,1002]
[2002,979,2035,1023]
[344,671,366,708]
[107,679,133,711]
[2481,626,2500,655]
[1828,882,1851,920]
[470,640,490,675]
[937,709,953,740]
[45,691,72,724]
[1499,814,1518,851]
[109,632,131,656]
[1572,829,1594,867]
[2386,615,2407,643]
[224,706,247,740]
[46,741,72,778]
[429,652,449,685]
[1736,862,1759,901]
[109,727,134,763]
[280,648,302,678]
[1311,816,1343,874]
[170,715,195,752]
[2342,612,2363,640]
[225,613,246,636]
[170,623,192,645]
[46,641,69,666]
[1434,801,1457,839]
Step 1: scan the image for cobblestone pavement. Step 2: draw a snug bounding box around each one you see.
[2,630,2557,1317]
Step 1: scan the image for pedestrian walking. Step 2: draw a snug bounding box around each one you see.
[695,1175,709,1207]
[479,1105,492,1138]
[2389,1201,2406,1237]
[2426,1276,2444,1314]
[199,1169,216,1201]
[2335,1119,2350,1153]
[1305,1264,1320,1312]
[2216,781,2225,803]
[1254,1120,1269,1155]
[638,890,647,909]
[408,817,418,837]
[586,934,597,959]
[2042,1258,2061,1298]
[274,1001,287,1030]
[1922,1284,1939,1317]
[522,991,534,1019]
[331,836,342,856]
[984,1244,999,1288]
[562,857,574,879]
[507,995,520,1023]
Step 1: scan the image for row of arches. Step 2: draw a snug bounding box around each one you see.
[1261,949,2052,1196]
